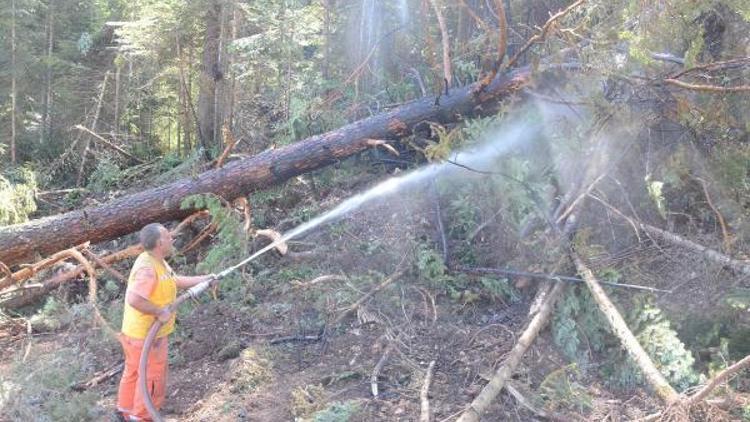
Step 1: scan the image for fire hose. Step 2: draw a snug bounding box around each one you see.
[138,247,270,421]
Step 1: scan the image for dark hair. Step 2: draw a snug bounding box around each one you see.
[139,223,164,251]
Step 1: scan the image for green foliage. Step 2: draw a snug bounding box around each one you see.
[479,276,519,303]
[311,401,361,422]
[712,143,750,206]
[539,364,593,413]
[447,193,479,238]
[423,124,464,162]
[606,296,699,391]
[181,194,248,274]
[554,285,699,391]
[645,174,667,219]
[553,286,611,366]
[414,243,516,303]
[0,167,37,226]
[414,242,474,301]
[276,265,316,284]
[86,158,123,193]
[415,242,449,286]
[229,346,273,394]
[726,288,750,311]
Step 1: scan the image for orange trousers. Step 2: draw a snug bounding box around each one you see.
[117,333,169,421]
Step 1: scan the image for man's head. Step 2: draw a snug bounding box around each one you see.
[139,223,173,258]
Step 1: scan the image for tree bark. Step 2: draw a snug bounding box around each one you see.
[0,70,530,267]
[10,0,17,164]
[114,62,121,137]
[429,0,452,89]
[40,0,54,146]
[197,0,222,153]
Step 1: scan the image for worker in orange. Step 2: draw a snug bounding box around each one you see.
[115,223,215,421]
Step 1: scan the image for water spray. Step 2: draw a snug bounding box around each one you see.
[137,123,535,420]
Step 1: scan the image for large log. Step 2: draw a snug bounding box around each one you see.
[0,71,530,267]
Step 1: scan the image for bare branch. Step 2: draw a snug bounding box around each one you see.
[688,354,750,405]
[505,0,586,69]
[572,252,679,404]
[472,0,507,94]
[420,360,437,422]
[664,78,750,92]
[456,282,566,422]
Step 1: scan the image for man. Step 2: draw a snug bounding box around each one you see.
[116,223,214,421]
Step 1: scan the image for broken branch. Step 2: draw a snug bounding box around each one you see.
[333,268,405,327]
[83,249,126,282]
[472,0,508,94]
[0,243,90,291]
[688,353,750,405]
[371,342,394,397]
[420,360,436,422]
[71,363,124,391]
[73,125,144,163]
[593,198,750,276]
[215,124,239,168]
[429,0,452,91]
[664,78,750,92]
[571,252,679,404]
[456,281,566,422]
[505,0,586,69]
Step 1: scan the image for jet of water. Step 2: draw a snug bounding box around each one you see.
[398,0,410,25]
[218,122,536,278]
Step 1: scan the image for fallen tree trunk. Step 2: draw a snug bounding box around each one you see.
[0,211,208,309]
[0,71,530,268]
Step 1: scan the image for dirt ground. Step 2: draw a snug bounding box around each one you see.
[1,166,745,422]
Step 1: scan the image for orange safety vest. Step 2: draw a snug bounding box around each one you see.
[121,252,177,339]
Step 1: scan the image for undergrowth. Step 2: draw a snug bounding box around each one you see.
[0,167,37,226]
[0,345,104,420]
[553,284,700,392]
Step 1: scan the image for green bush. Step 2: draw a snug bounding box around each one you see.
[554,286,699,392]
[0,167,37,226]
[311,400,361,422]
[87,158,123,193]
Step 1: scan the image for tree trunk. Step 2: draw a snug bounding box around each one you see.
[114,62,121,138]
[197,0,222,154]
[0,70,530,267]
[227,2,239,130]
[77,71,110,186]
[176,36,193,154]
[40,0,54,146]
[10,0,17,164]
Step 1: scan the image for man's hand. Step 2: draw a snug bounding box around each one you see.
[175,273,220,289]
[157,305,174,323]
